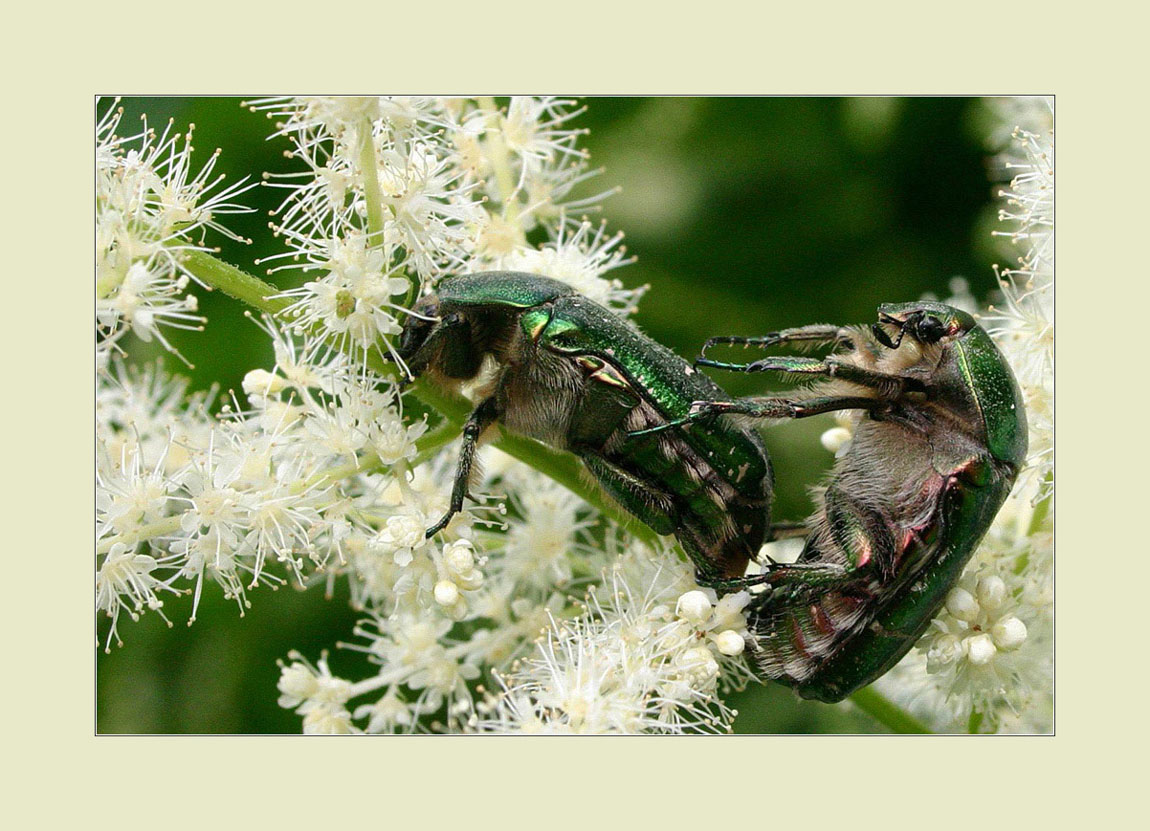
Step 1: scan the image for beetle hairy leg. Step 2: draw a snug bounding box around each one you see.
[425,397,499,538]
[687,395,887,422]
[699,325,852,365]
[698,561,852,594]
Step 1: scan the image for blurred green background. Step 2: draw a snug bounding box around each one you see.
[98,96,1002,733]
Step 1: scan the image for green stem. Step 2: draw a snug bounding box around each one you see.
[848,686,932,733]
[357,117,388,250]
[1028,489,1052,536]
[293,454,385,496]
[176,249,658,548]
[967,709,984,734]
[97,516,184,555]
[183,248,288,315]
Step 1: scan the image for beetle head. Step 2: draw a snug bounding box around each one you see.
[872,302,976,349]
[396,294,442,366]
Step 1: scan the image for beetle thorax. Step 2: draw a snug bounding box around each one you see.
[456,353,503,402]
[497,345,586,448]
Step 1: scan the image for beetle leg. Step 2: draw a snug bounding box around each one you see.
[697,355,921,397]
[758,522,810,567]
[700,325,852,362]
[627,393,885,439]
[424,397,500,538]
[822,485,899,582]
[698,561,851,594]
[706,486,898,594]
[720,488,896,590]
[568,362,641,448]
[690,394,886,421]
[403,312,486,380]
[581,454,678,535]
[695,353,827,374]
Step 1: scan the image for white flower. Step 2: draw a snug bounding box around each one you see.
[675,591,713,625]
[714,630,745,656]
[494,219,642,314]
[303,706,358,734]
[879,543,1052,732]
[96,543,176,652]
[96,100,254,366]
[374,511,428,567]
[277,660,321,708]
[443,540,484,591]
[490,471,598,593]
[475,545,750,734]
[984,103,1054,500]
[277,652,357,735]
[356,689,415,733]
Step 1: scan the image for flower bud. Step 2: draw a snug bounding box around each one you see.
[277,662,318,706]
[434,580,460,606]
[966,633,997,665]
[676,646,720,685]
[455,570,484,591]
[992,616,1028,650]
[976,575,1007,611]
[714,630,745,656]
[676,590,713,624]
[946,587,980,622]
[927,634,962,666]
[243,368,285,396]
[444,541,476,576]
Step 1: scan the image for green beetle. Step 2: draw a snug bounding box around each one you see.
[395,272,773,584]
[644,301,1027,702]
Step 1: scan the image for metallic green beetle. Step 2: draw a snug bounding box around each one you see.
[647,302,1027,702]
[395,272,774,584]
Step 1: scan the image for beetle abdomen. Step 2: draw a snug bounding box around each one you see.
[748,588,875,685]
[602,401,769,580]
[750,459,1015,702]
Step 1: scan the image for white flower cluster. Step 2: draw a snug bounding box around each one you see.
[96,101,254,369]
[95,341,432,650]
[473,546,754,733]
[97,97,740,733]
[247,96,640,372]
[872,98,1054,733]
[985,99,1054,501]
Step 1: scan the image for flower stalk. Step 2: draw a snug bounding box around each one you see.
[849,687,931,734]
